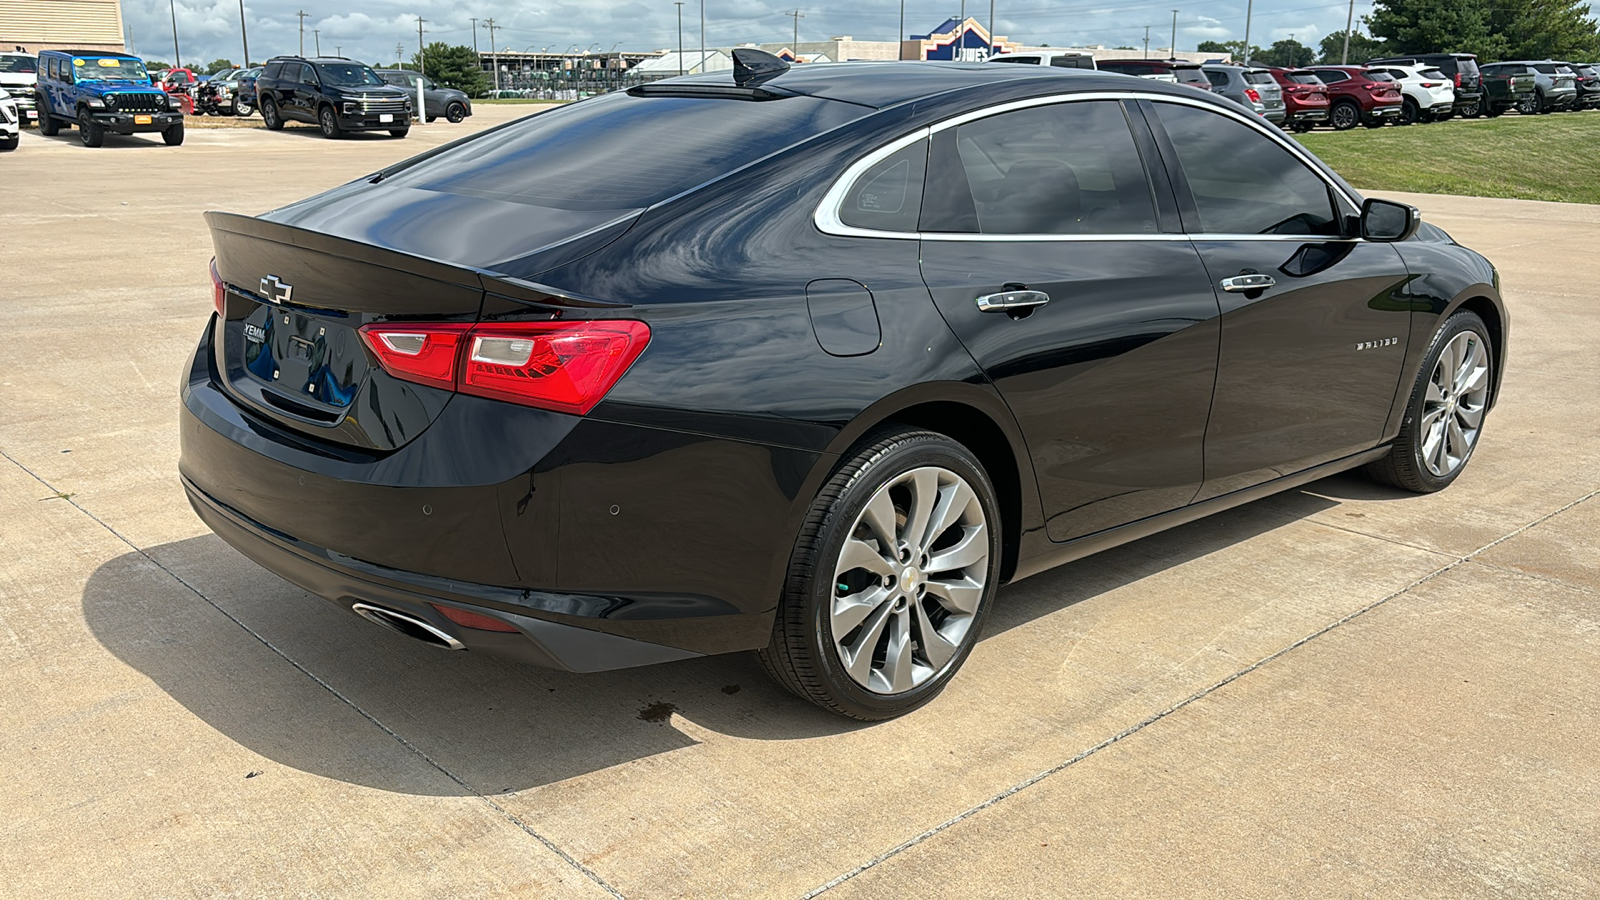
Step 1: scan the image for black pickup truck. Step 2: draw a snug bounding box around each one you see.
[1478,64,1540,116]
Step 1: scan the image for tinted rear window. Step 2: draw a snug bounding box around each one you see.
[1458,58,1479,77]
[987,56,1038,64]
[1244,71,1275,84]
[1050,56,1095,69]
[1102,62,1159,76]
[1174,68,1210,85]
[1289,72,1324,85]
[1366,72,1396,82]
[383,91,865,211]
[1420,68,1448,79]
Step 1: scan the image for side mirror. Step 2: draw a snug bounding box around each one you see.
[1360,197,1421,242]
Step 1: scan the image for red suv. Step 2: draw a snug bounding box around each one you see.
[1306,65,1403,129]
[1267,68,1331,131]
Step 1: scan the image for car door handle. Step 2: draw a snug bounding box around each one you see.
[1220,274,1276,293]
[975,289,1051,312]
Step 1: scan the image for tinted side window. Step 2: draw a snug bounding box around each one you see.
[930,100,1157,236]
[263,61,284,80]
[1204,70,1229,85]
[987,56,1037,64]
[1050,56,1093,69]
[1152,102,1339,237]
[1316,70,1350,83]
[1106,63,1157,76]
[1534,64,1557,75]
[838,140,926,233]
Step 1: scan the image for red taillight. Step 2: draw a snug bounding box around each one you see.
[210,258,225,317]
[1454,72,1462,86]
[358,323,470,391]
[1421,81,1440,88]
[359,319,651,416]
[1245,87,1261,103]
[431,603,519,633]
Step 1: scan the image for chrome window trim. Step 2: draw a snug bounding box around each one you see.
[814,89,1362,243]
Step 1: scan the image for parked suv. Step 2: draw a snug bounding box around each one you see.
[1559,62,1600,109]
[1306,65,1403,129]
[0,51,38,126]
[1368,53,1482,117]
[1266,68,1330,131]
[0,87,19,150]
[984,50,1096,70]
[374,70,474,123]
[1200,64,1285,124]
[36,50,184,147]
[1481,60,1577,113]
[1366,63,1455,124]
[256,56,413,138]
[1095,59,1211,91]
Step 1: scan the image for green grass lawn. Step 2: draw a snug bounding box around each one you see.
[1295,112,1600,204]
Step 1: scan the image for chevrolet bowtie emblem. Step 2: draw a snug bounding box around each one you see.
[260,274,293,304]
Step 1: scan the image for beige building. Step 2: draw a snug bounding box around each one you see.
[0,0,126,54]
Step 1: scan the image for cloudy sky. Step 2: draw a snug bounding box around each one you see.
[122,0,1376,67]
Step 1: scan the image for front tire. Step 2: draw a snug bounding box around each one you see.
[758,429,1002,720]
[445,101,467,123]
[1365,311,1494,493]
[1400,98,1420,125]
[0,133,16,151]
[77,110,104,147]
[162,121,184,146]
[38,108,59,136]
[388,126,410,138]
[318,105,343,139]
[1330,100,1360,131]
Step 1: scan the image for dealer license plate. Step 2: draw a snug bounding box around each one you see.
[135,115,152,125]
[379,113,393,123]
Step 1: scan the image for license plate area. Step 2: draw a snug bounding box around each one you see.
[228,291,367,420]
[135,114,152,124]
[379,113,394,123]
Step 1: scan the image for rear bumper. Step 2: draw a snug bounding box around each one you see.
[183,475,705,672]
[1364,105,1402,122]
[179,319,801,665]
[1287,107,1328,122]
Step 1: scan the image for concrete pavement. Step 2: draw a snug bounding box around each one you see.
[1,108,1596,897]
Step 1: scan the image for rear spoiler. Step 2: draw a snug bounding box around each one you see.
[205,211,629,310]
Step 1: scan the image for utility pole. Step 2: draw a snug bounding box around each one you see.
[675,2,685,75]
[168,0,181,67]
[898,0,904,50]
[1143,25,1150,58]
[416,16,426,77]
[1242,0,1253,65]
[988,0,995,58]
[1170,10,1178,57]
[1341,0,1355,64]
[470,17,478,56]
[486,18,500,91]
[788,9,804,55]
[238,0,249,66]
[396,42,404,67]
[699,0,706,76]
[296,10,308,57]
[313,28,320,56]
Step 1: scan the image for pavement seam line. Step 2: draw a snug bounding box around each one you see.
[0,449,627,900]
[802,486,1600,899]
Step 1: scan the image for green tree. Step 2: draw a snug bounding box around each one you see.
[409,43,490,95]
[1490,0,1600,61]
[1196,39,1262,61]
[1255,39,1315,67]
[1319,29,1386,64]
[144,60,172,71]
[1366,0,1502,59]
[202,58,234,75]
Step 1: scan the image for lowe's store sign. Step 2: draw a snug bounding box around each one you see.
[910,18,1017,62]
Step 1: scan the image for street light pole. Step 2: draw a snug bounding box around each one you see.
[988,0,995,58]
[675,2,685,75]
[313,28,320,56]
[296,10,307,57]
[1242,0,1253,65]
[700,0,706,76]
[1170,10,1177,57]
[1341,0,1355,64]
[1143,26,1149,58]
[471,17,479,56]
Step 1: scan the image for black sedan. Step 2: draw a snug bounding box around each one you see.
[182,53,1506,720]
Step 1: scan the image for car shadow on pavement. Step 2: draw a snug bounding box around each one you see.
[81,485,1346,796]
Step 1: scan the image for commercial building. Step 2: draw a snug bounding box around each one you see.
[0,0,125,54]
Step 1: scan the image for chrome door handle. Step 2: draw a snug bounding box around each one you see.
[1220,274,1276,293]
[974,289,1051,313]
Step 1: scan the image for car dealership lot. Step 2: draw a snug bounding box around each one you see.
[3,106,1598,896]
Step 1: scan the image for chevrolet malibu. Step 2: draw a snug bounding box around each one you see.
[181,53,1507,720]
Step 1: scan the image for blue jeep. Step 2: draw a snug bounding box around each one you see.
[36,50,183,147]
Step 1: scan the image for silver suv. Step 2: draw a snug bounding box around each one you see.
[1481,60,1577,113]
[1201,64,1286,125]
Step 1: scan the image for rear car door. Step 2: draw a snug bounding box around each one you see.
[291,63,319,120]
[917,97,1222,542]
[1143,100,1413,500]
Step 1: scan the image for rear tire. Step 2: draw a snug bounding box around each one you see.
[77,110,103,147]
[758,429,1002,720]
[1330,100,1360,130]
[1460,101,1482,118]
[261,96,283,130]
[235,99,253,117]
[162,121,184,146]
[1365,310,1494,494]
[1400,98,1420,125]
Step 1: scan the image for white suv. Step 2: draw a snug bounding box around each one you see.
[1370,63,1456,124]
[985,50,1097,70]
[0,88,19,151]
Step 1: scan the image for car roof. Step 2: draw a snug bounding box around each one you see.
[43,49,140,59]
[660,60,1202,109]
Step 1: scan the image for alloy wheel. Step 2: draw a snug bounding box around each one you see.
[1331,103,1358,130]
[1420,331,1490,477]
[829,466,988,695]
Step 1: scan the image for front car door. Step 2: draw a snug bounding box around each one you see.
[1141,99,1413,500]
[916,97,1223,542]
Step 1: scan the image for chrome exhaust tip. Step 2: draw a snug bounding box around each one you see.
[351,602,466,650]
